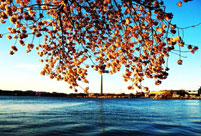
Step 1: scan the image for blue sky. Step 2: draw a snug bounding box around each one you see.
[0,0,201,94]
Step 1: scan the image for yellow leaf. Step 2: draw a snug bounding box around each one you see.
[126,18,130,25]
[177,1,182,7]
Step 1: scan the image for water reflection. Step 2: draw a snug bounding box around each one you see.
[97,100,105,133]
[0,96,201,136]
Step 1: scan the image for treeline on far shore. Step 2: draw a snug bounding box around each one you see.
[0,89,145,98]
[0,88,201,99]
[0,89,86,98]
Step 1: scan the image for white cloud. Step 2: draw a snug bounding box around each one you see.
[16,64,42,71]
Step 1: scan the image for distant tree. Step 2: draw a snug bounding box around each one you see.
[198,86,201,96]
[0,0,199,92]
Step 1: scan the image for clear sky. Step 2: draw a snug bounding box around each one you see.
[0,0,201,94]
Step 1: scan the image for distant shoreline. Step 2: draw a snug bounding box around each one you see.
[0,89,144,99]
[0,89,201,100]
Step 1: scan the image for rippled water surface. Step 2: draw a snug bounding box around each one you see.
[0,96,201,136]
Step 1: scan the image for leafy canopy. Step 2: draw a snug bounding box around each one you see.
[0,0,198,92]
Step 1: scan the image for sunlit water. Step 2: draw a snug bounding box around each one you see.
[0,96,201,136]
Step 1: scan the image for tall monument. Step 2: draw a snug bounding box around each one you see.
[100,74,103,95]
[100,65,109,96]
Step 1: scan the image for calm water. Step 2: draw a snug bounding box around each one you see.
[0,96,201,136]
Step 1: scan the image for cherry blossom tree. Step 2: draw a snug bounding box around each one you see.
[0,0,199,93]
